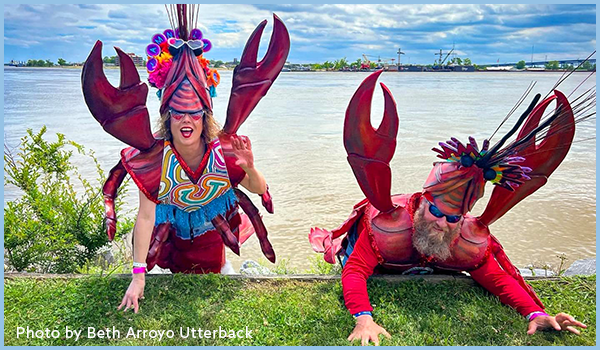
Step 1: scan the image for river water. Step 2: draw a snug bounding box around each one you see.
[3,67,596,271]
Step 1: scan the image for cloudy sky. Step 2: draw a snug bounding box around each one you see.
[4,4,596,65]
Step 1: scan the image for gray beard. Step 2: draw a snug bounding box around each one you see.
[412,207,459,261]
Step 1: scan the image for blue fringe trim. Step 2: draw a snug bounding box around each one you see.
[209,85,217,98]
[155,189,237,240]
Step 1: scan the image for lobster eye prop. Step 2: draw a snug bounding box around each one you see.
[483,168,497,181]
[460,155,474,167]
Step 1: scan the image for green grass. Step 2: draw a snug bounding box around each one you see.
[4,274,595,346]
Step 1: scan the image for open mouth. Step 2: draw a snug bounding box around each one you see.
[180,127,193,139]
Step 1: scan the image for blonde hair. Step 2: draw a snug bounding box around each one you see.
[158,108,221,144]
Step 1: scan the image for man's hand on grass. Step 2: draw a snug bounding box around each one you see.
[117,276,145,314]
[348,315,391,346]
[527,312,587,335]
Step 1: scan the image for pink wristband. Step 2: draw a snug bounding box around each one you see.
[132,267,146,274]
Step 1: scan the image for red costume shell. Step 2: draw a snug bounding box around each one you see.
[82,6,290,273]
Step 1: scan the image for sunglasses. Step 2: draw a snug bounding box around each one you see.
[425,199,462,223]
[168,38,204,56]
[169,109,205,121]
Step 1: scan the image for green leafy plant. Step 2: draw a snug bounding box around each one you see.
[556,253,568,276]
[306,254,341,275]
[4,127,133,273]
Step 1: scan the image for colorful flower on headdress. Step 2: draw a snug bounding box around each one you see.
[432,136,532,191]
[147,52,172,89]
[145,29,220,95]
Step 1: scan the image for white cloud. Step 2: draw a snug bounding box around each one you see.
[3,4,596,65]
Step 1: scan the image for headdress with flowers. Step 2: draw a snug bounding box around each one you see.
[145,9,220,100]
[423,88,585,216]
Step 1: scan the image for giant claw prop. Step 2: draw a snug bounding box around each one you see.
[82,41,156,151]
[479,90,575,226]
[223,14,290,135]
[344,70,399,214]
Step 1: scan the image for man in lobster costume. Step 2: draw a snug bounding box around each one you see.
[309,71,587,344]
[82,5,289,312]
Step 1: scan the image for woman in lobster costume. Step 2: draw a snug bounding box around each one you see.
[81,5,289,313]
[309,71,589,344]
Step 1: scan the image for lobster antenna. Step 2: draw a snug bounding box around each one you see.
[502,106,564,156]
[490,51,595,146]
[190,4,194,32]
[543,50,596,101]
[507,135,596,160]
[494,108,582,163]
[189,4,194,34]
[165,5,176,33]
[169,4,179,35]
[173,4,178,32]
[195,5,199,31]
[195,5,200,30]
[492,90,595,162]
[490,81,536,140]
[176,4,188,40]
[568,71,596,99]
[192,4,199,32]
[534,80,595,131]
[479,93,541,166]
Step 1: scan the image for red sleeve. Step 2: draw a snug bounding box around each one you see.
[469,255,544,317]
[341,228,380,315]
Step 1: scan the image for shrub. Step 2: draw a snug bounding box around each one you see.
[4,127,133,273]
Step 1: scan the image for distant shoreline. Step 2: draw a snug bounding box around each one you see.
[3,65,233,71]
[4,65,592,73]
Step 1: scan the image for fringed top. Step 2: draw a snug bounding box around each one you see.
[155,139,237,239]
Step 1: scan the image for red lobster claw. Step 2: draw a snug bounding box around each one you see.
[82,41,156,151]
[146,223,173,272]
[480,90,575,226]
[260,185,274,214]
[223,14,290,135]
[102,160,127,240]
[211,214,241,256]
[344,70,399,213]
[235,189,276,263]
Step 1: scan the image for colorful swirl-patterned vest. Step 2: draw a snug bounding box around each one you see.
[154,139,237,240]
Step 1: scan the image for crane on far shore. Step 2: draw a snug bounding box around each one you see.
[361,54,371,69]
[434,44,454,68]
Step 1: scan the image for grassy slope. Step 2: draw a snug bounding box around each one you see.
[4,274,595,346]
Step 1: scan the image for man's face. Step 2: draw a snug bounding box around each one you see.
[412,198,462,261]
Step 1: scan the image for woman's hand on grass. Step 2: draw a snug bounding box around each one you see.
[527,312,587,335]
[117,276,145,313]
[347,315,391,346]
